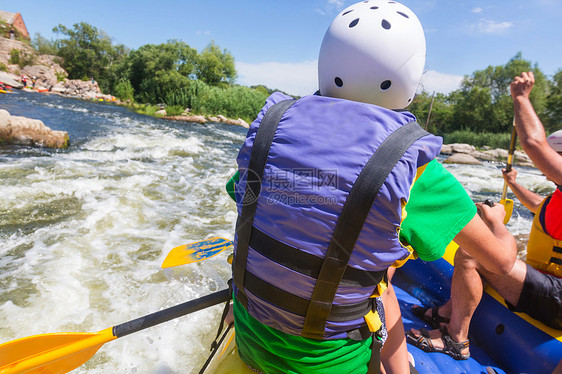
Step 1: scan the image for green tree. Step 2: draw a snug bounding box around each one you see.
[450,53,548,133]
[409,91,454,134]
[124,40,197,103]
[32,32,58,55]
[52,22,127,91]
[545,70,562,133]
[195,41,237,86]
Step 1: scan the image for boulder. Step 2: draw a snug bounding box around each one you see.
[164,114,206,124]
[449,143,476,154]
[0,109,69,149]
[443,153,482,165]
[0,71,23,89]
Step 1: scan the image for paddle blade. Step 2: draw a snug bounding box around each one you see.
[0,329,115,374]
[162,237,233,268]
[500,198,514,224]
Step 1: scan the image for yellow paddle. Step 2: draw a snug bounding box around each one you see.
[0,289,229,374]
[162,237,233,268]
[499,122,517,224]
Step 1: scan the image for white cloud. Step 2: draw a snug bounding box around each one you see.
[471,7,483,13]
[476,18,513,34]
[196,30,211,36]
[315,0,345,16]
[236,60,318,96]
[420,70,463,94]
[236,61,462,97]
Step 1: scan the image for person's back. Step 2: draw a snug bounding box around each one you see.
[230,2,440,372]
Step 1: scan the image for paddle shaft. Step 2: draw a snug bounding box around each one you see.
[501,124,518,201]
[113,288,230,338]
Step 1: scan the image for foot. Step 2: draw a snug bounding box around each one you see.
[406,326,470,360]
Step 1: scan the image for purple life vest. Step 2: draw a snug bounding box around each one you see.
[233,92,442,339]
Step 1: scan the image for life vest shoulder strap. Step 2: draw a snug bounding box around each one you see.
[233,99,297,307]
[302,120,430,339]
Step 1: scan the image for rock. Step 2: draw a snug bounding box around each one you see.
[0,71,23,88]
[449,143,476,154]
[440,144,453,154]
[0,109,69,149]
[443,153,482,165]
[164,114,206,124]
[236,118,250,128]
[155,109,167,116]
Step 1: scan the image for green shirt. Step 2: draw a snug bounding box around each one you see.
[229,159,476,373]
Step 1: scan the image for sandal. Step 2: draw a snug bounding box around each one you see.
[411,305,450,329]
[406,326,470,360]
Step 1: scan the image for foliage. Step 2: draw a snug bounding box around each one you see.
[188,83,269,122]
[9,48,35,68]
[0,63,6,72]
[194,41,237,86]
[121,41,197,104]
[408,91,454,134]
[448,53,549,134]
[55,71,67,82]
[113,79,135,101]
[545,69,562,133]
[31,33,58,55]
[52,22,128,92]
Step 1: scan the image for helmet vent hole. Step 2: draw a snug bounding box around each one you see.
[370,6,379,9]
[349,18,360,28]
[382,19,391,29]
[397,11,409,18]
[335,77,344,87]
[380,80,391,90]
[342,10,353,16]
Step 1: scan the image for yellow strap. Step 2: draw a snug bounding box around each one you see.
[364,310,382,333]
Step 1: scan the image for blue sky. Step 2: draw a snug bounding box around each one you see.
[3,0,561,96]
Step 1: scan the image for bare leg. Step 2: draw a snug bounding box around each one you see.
[381,267,410,374]
[409,248,479,356]
[476,259,526,306]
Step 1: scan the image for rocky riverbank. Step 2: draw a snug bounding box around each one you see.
[0,37,114,100]
[441,143,534,167]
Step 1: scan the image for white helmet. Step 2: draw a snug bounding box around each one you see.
[318,0,426,109]
[547,130,562,152]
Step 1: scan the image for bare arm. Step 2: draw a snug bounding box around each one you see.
[454,203,517,274]
[502,168,543,213]
[511,72,562,185]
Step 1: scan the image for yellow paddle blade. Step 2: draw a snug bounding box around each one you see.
[0,328,115,374]
[500,198,514,224]
[162,237,233,268]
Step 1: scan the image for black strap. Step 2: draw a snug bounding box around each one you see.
[233,99,297,307]
[243,271,376,322]
[249,226,385,287]
[302,121,430,339]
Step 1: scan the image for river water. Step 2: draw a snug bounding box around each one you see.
[0,90,555,373]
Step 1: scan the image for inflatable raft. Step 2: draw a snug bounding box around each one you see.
[206,243,562,374]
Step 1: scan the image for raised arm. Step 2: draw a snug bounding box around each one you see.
[511,72,562,185]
